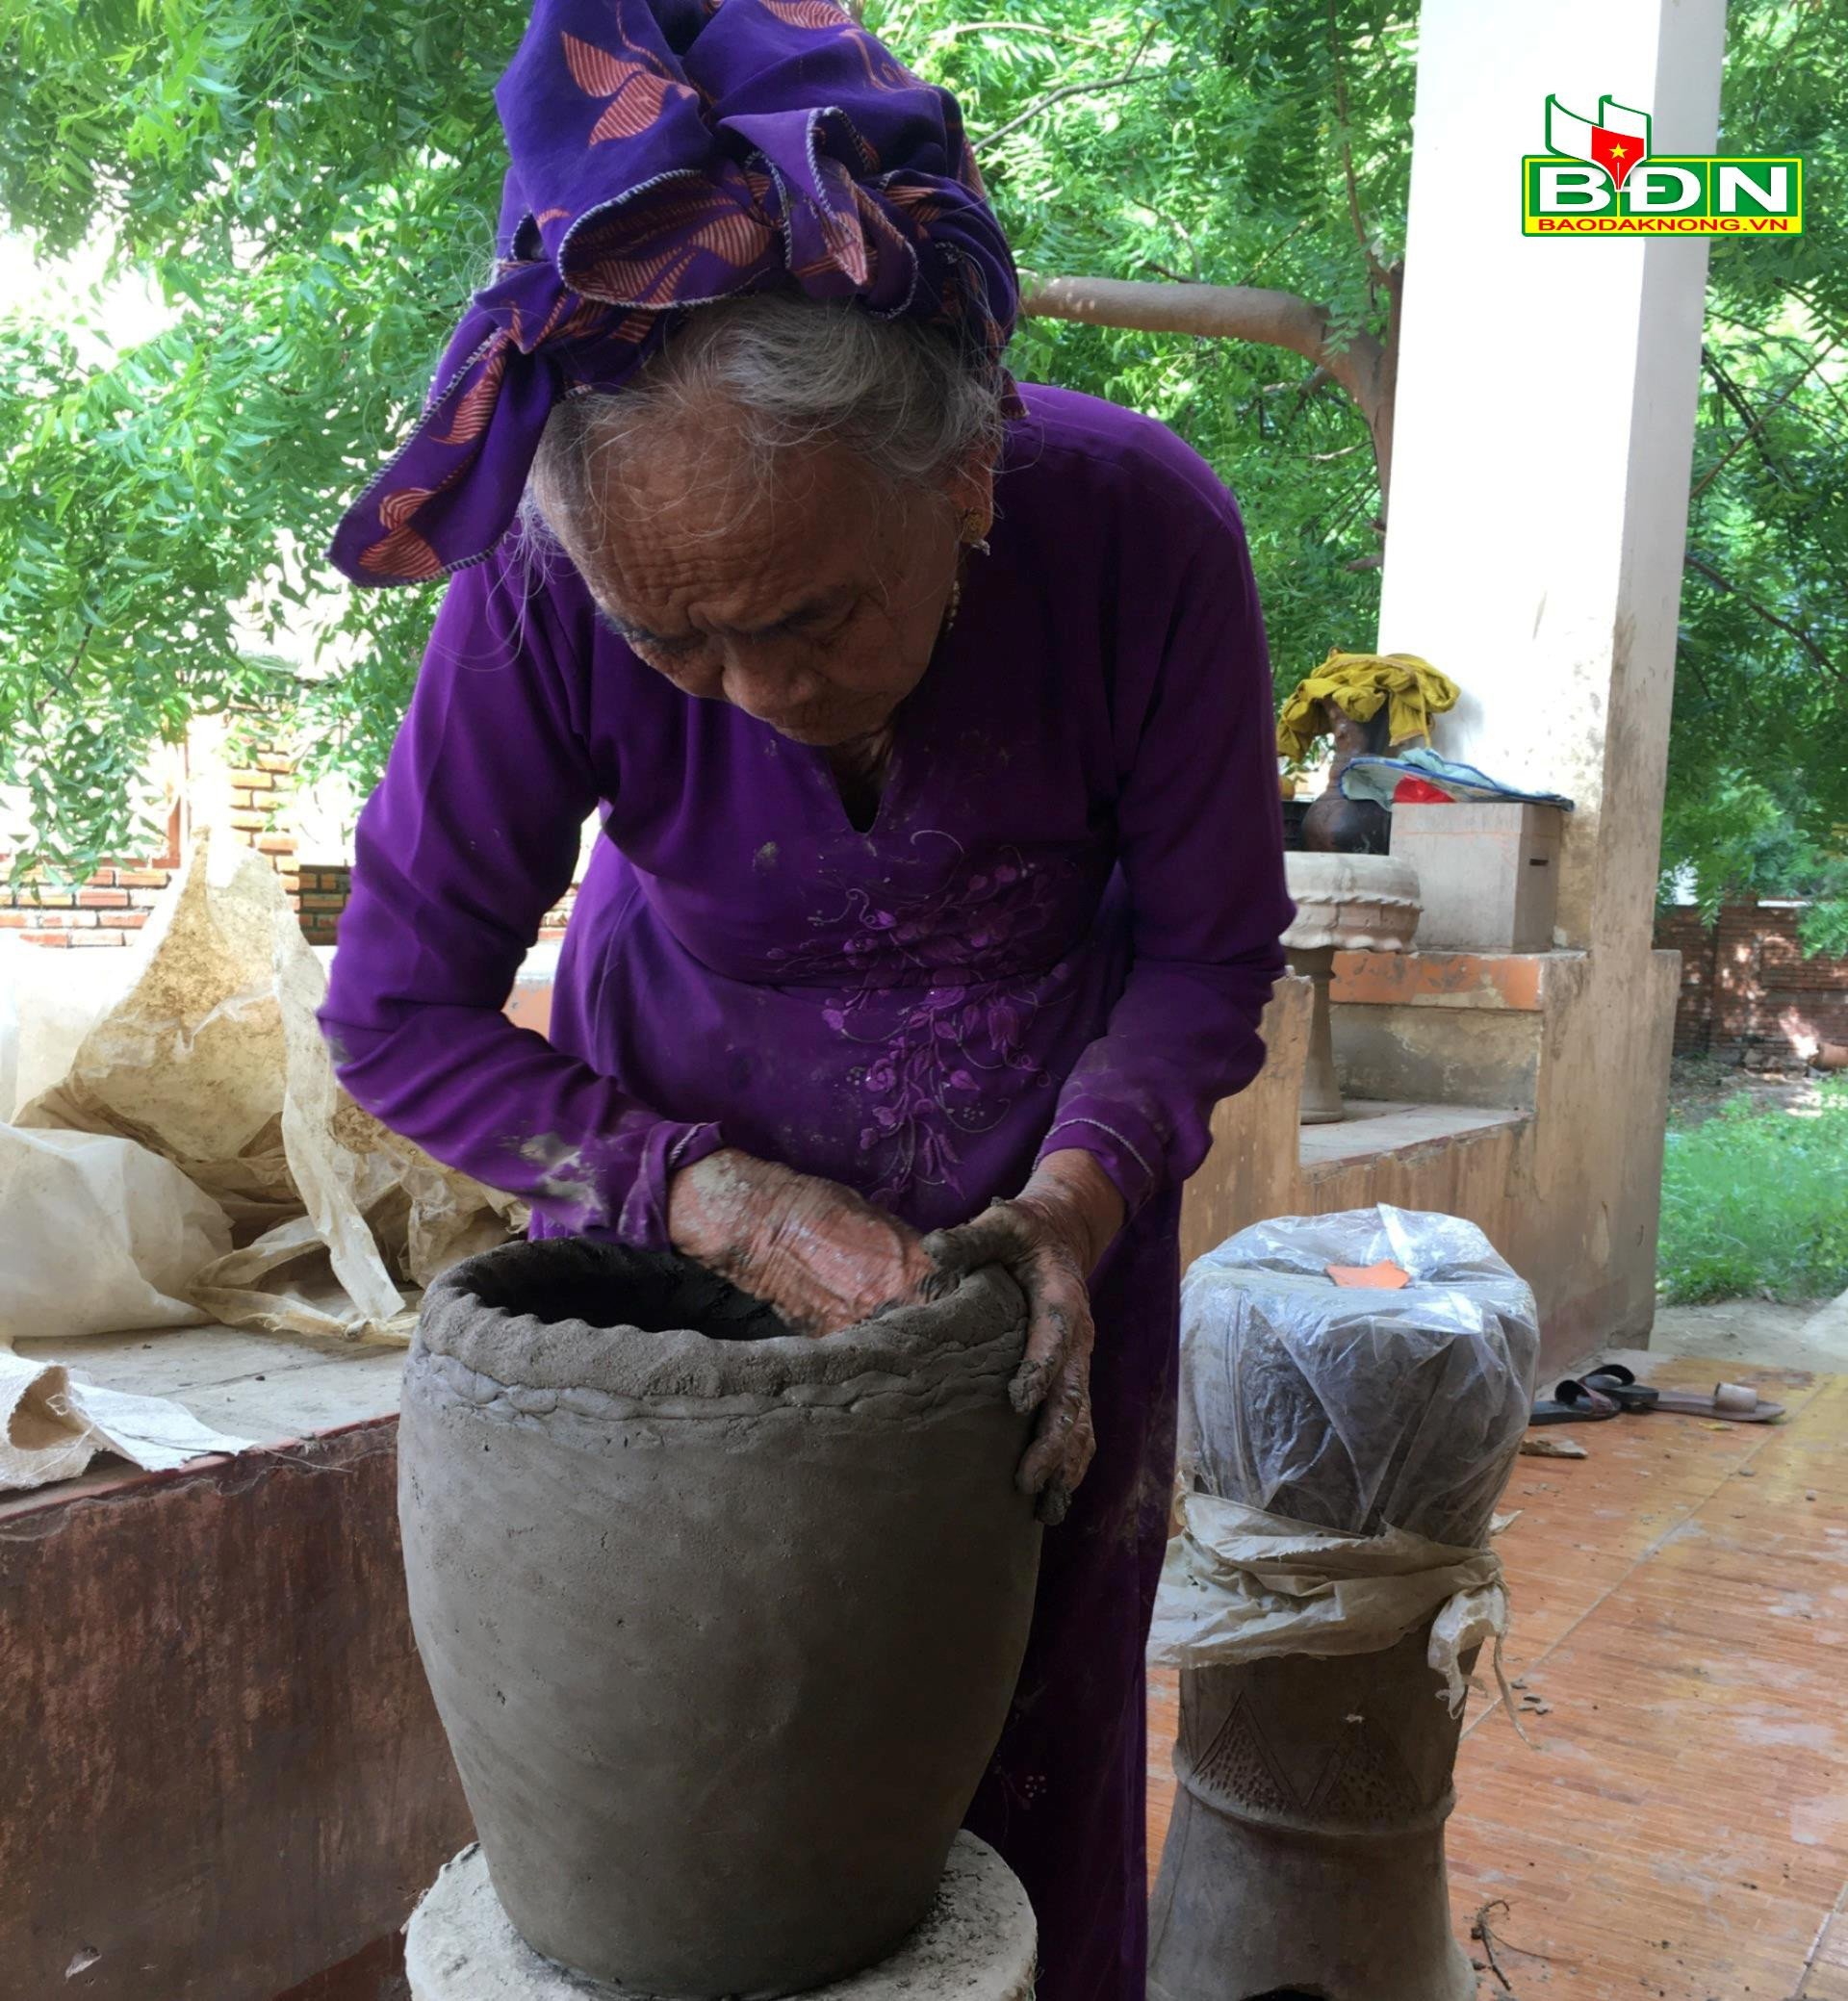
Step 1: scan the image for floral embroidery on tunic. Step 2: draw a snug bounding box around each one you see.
[767,832,1074,1206]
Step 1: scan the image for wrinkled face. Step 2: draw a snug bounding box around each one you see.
[542,413,979,749]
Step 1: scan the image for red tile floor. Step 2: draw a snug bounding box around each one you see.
[1145,1356,1848,1999]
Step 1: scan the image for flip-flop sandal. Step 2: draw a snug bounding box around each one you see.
[1579,1363,1660,1412]
[1528,1378,1621,1424]
[1585,1364,1783,1424]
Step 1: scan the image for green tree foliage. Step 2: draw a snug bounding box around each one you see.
[1668,0,1848,939]
[880,0,1411,698]
[1,0,1842,921]
[0,0,522,870]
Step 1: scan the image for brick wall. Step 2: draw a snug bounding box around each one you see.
[4,735,586,954]
[1,744,310,952]
[0,862,177,948]
[287,865,578,949]
[1656,903,1848,1065]
[296,864,351,947]
[227,745,299,906]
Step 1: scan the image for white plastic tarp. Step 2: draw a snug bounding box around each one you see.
[1150,1492,1516,1719]
[14,830,520,1344]
[0,1125,231,1345]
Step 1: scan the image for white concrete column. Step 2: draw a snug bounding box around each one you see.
[1377,0,1727,955]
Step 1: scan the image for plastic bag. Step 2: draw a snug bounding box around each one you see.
[0,932,143,1122]
[0,1125,232,1343]
[1149,1492,1516,1718]
[14,831,520,1340]
[1179,1203,1540,1547]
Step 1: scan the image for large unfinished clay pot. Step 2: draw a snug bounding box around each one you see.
[399,1239,1040,1999]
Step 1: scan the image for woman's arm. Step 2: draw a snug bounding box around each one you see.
[925,483,1290,1518]
[320,550,725,1248]
[1035,497,1293,1214]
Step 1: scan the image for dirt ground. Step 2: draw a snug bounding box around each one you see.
[1553,1292,1848,1377]
[1667,1051,1829,1126]
[1642,1295,1848,1372]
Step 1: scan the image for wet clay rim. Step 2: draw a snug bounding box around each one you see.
[416,1238,1029,1404]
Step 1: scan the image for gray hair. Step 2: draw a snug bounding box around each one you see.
[528,292,1006,538]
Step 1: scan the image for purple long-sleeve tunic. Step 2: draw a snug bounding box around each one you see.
[323,383,1290,2001]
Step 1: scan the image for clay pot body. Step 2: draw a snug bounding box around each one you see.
[1147,1629,1478,2001]
[398,1240,1040,1999]
[1301,701,1393,855]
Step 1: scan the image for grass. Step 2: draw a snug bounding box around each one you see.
[1656,1077,1848,1304]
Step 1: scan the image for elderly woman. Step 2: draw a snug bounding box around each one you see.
[322,3,1290,1995]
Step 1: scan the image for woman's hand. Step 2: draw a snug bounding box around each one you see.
[922,1150,1125,1526]
[668,1148,935,1337]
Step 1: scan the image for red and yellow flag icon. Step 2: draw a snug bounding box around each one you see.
[1546,94,1652,190]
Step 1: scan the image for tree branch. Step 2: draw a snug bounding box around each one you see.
[1241,216,1318,288]
[1687,336,1832,500]
[1684,552,1839,679]
[1147,203,1204,284]
[1779,280,1848,347]
[1373,260,1403,503]
[971,24,1158,152]
[1020,274,1389,428]
[1702,346,1792,488]
[928,20,1116,53]
[1690,342,1835,501]
[1325,0,1386,284]
[1701,344,1848,602]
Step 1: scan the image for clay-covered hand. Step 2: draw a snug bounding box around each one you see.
[667,1148,935,1338]
[921,1150,1125,1526]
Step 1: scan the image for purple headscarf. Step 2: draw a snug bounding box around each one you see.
[329,0,1017,587]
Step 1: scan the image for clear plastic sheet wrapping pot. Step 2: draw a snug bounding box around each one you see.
[1179,1204,1540,1547]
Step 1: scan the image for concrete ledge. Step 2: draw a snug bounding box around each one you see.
[1298,1099,1531,1172]
[9,1324,407,1450]
[1331,1003,1542,1112]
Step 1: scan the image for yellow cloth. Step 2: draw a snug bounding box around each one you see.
[1276,651,1459,764]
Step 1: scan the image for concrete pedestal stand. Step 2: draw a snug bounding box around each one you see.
[1282,854,1422,1125]
[1147,1628,1477,2001]
[405,1834,1037,2001]
[1286,943,1343,1125]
